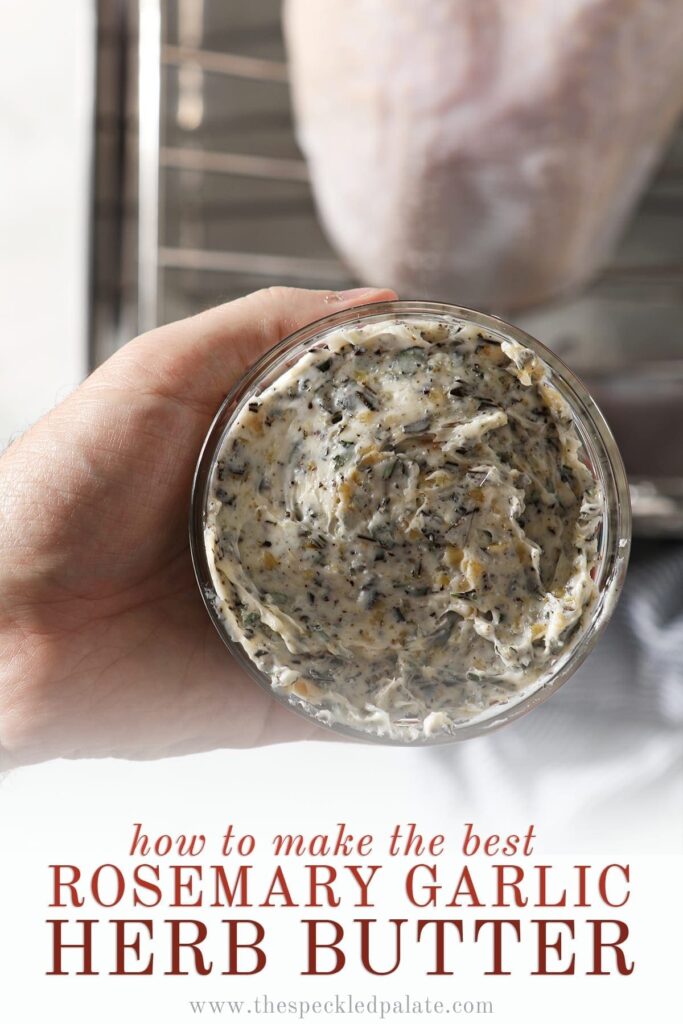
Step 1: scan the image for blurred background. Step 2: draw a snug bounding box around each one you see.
[1,0,682,855]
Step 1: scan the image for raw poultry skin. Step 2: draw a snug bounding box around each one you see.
[284,0,683,310]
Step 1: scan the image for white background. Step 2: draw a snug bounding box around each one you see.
[0,0,89,450]
[0,749,681,1023]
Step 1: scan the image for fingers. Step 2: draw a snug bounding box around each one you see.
[97,285,398,415]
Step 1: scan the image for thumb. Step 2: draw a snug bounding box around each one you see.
[99,286,398,415]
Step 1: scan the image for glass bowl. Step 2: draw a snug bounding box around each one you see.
[190,301,631,745]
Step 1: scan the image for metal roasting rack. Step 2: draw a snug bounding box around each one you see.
[90,0,683,537]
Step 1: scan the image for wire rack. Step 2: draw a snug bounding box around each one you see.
[90,0,350,365]
[90,0,683,536]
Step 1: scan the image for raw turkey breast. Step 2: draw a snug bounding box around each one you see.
[284,0,683,311]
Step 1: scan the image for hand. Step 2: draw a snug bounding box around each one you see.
[0,286,396,766]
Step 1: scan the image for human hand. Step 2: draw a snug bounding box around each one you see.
[0,286,396,766]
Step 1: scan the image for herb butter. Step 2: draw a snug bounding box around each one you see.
[204,318,602,739]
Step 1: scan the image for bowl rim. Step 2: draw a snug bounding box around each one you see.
[189,299,632,746]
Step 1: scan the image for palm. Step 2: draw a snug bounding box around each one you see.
[0,288,394,764]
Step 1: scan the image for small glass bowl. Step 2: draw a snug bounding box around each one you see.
[190,301,631,745]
